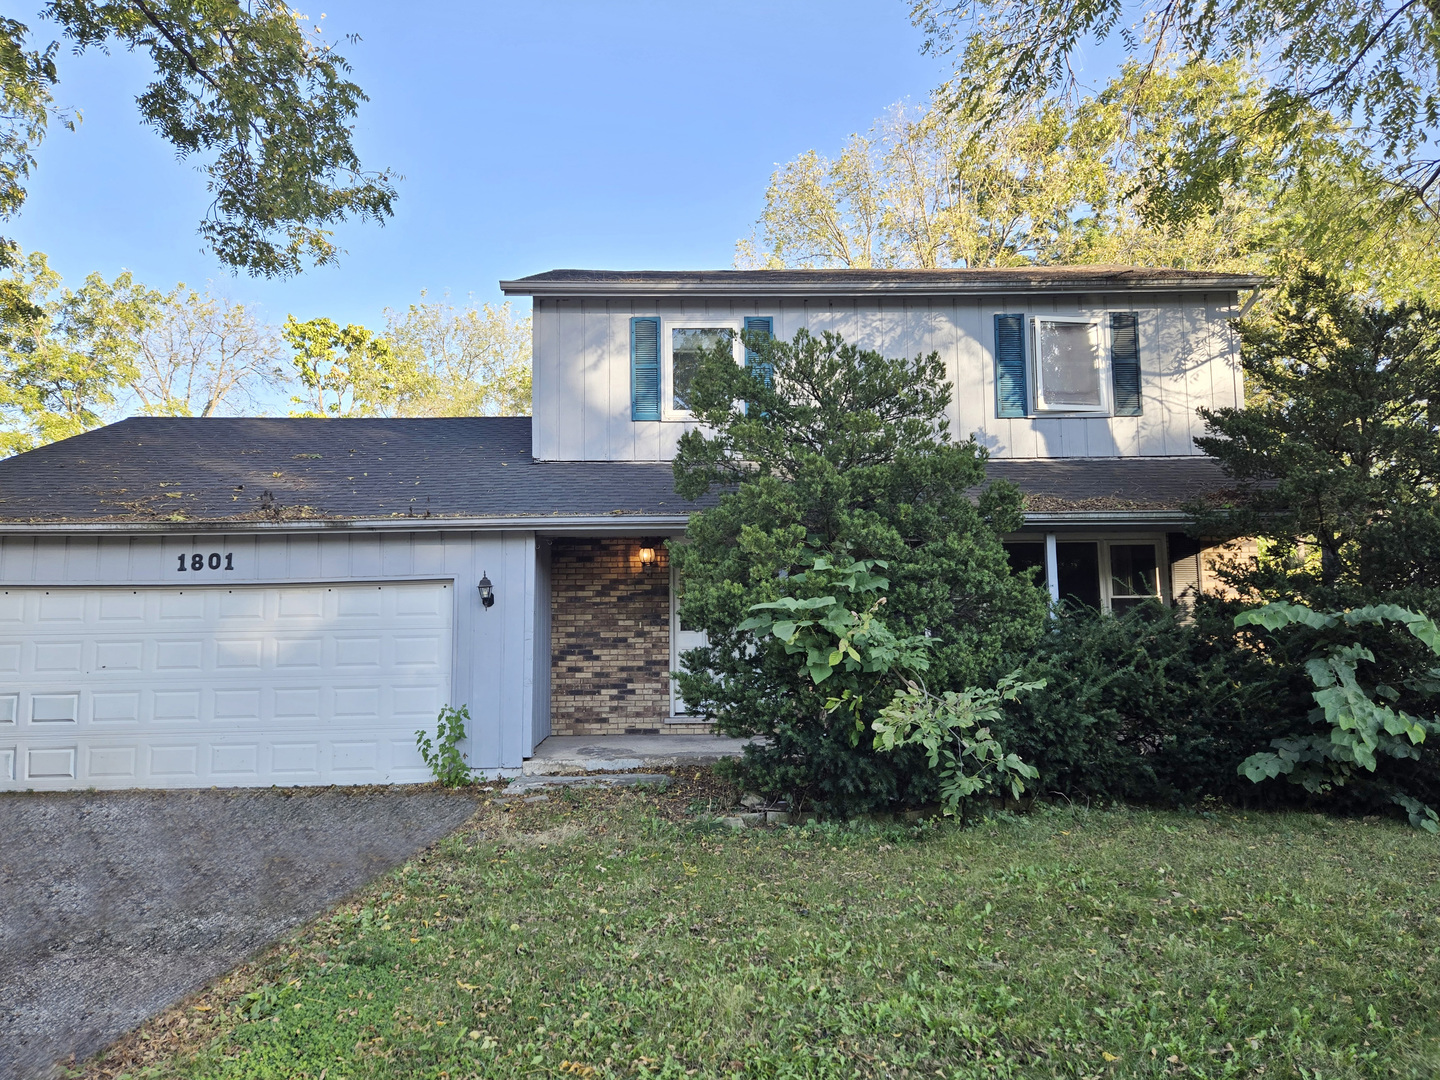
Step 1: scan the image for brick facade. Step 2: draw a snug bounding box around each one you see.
[549,537,711,735]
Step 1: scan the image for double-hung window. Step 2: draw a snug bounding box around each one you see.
[993,311,1142,418]
[631,315,773,421]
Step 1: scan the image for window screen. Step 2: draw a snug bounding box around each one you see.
[1109,544,1159,613]
[1033,318,1104,411]
[671,328,732,412]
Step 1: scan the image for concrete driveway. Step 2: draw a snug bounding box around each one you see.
[0,787,477,1080]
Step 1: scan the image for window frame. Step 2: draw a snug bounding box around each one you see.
[1104,541,1163,612]
[1028,314,1113,416]
[1002,532,1169,613]
[661,317,746,421]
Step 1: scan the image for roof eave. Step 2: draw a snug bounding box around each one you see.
[1021,510,1193,525]
[500,276,1268,298]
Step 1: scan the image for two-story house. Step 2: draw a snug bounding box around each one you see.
[0,267,1258,790]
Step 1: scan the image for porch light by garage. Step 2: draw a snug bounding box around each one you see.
[478,572,495,608]
[638,545,657,567]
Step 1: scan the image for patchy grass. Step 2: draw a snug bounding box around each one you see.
[77,779,1440,1080]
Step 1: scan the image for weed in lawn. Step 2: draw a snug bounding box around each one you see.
[76,782,1440,1080]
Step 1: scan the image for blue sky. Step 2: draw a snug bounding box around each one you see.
[8,0,958,330]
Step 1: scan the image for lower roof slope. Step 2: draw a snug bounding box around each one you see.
[0,416,1235,526]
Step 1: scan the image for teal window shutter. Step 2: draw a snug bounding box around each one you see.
[631,317,660,421]
[1110,311,1141,416]
[994,313,1027,418]
[743,315,774,386]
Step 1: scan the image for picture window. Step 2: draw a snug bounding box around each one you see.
[670,327,733,414]
[1031,316,1107,413]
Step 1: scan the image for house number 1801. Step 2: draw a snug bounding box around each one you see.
[177,552,234,572]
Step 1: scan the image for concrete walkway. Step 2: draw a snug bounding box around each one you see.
[523,734,751,775]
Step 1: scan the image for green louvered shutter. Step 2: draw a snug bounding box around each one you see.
[631,317,660,420]
[743,315,774,386]
[994,313,1027,418]
[1110,311,1141,416]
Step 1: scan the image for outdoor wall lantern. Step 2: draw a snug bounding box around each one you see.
[477,572,495,608]
[638,546,657,567]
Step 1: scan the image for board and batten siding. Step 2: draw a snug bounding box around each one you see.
[529,292,1242,462]
[0,529,539,771]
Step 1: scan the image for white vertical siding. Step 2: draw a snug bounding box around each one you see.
[528,291,1241,462]
[0,530,537,772]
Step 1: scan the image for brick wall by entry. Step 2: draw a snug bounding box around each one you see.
[549,537,712,736]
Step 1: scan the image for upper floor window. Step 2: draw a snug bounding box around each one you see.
[994,311,1141,419]
[669,327,734,415]
[1033,316,1106,413]
[631,315,774,421]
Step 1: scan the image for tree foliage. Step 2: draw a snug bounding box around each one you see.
[0,249,158,454]
[0,2,395,276]
[283,315,417,418]
[909,0,1440,217]
[384,296,531,417]
[1193,270,1440,612]
[671,327,1047,816]
[740,61,1439,298]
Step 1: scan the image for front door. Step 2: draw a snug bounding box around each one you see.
[669,562,708,716]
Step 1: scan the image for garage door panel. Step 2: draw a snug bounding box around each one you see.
[98,592,146,621]
[38,593,85,622]
[0,581,453,789]
[214,689,261,721]
[95,640,144,671]
[92,692,140,723]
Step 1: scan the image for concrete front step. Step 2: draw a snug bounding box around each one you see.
[523,734,751,776]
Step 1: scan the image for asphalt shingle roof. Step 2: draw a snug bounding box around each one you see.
[0,417,690,524]
[0,416,1235,525]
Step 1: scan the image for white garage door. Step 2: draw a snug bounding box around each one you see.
[0,581,454,790]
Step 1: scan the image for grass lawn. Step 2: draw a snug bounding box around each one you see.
[80,776,1440,1080]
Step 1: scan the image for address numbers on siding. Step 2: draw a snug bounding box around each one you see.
[176,552,235,572]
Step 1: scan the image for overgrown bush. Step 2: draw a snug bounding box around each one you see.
[993,600,1311,807]
[993,598,1440,827]
[672,327,1047,818]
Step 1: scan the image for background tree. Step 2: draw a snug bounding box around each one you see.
[127,285,286,417]
[739,60,1437,298]
[384,296,531,417]
[908,0,1440,269]
[0,2,395,276]
[0,249,159,454]
[1192,270,1440,613]
[671,328,1047,816]
[283,315,418,418]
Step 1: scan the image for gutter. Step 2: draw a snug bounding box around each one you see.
[0,513,693,537]
[1022,510,1192,525]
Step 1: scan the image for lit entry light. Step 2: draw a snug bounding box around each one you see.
[478,572,495,608]
[638,546,656,566]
